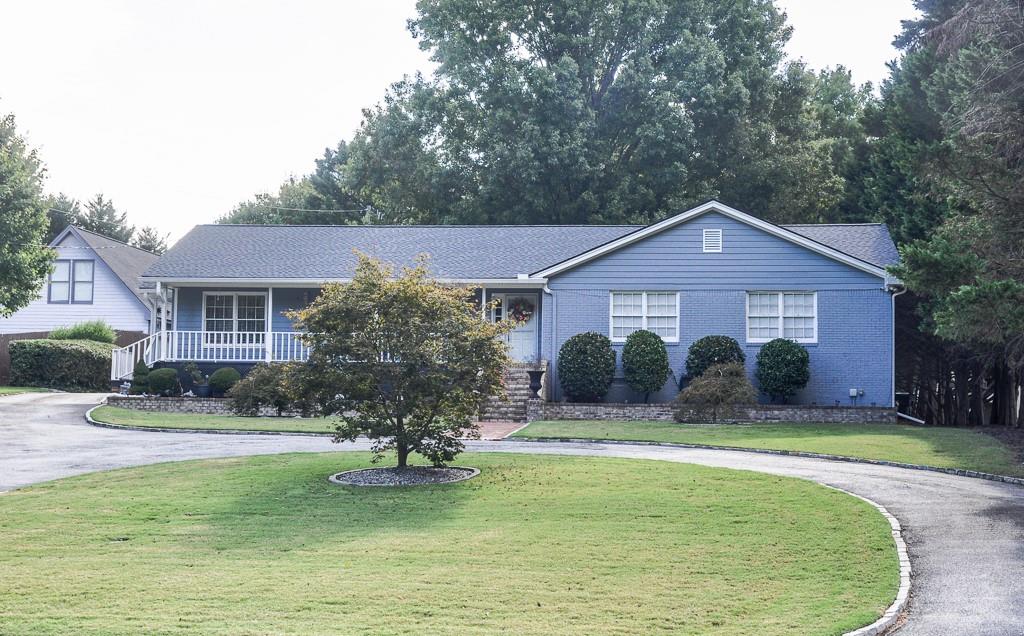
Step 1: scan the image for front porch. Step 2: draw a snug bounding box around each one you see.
[112,284,546,381]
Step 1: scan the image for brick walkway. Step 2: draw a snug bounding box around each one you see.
[472,420,526,440]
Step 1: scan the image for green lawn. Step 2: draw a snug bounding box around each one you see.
[91,405,334,434]
[0,452,896,635]
[0,386,49,396]
[515,420,1024,477]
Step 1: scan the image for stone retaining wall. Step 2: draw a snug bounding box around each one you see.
[105,395,294,417]
[526,400,896,424]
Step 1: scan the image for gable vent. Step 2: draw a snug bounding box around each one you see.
[703,228,723,253]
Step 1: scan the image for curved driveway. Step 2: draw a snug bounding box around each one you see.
[2,392,1022,635]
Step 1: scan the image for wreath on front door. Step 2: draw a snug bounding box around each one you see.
[507,298,535,323]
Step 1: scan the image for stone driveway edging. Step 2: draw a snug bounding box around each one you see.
[509,436,1024,487]
[826,485,911,636]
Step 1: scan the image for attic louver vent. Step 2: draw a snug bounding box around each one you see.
[703,228,723,253]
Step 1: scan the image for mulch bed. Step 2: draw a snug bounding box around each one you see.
[328,466,479,487]
[979,427,1024,464]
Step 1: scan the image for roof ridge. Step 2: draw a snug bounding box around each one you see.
[197,223,645,229]
[782,222,887,227]
[72,226,160,255]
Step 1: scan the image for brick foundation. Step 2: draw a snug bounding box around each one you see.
[526,400,896,424]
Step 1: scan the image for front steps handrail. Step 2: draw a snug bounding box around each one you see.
[111,332,161,381]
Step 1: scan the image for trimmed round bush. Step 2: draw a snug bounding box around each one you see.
[228,363,295,416]
[209,367,242,396]
[621,330,670,402]
[49,320,116,344]
[685,335,745,380]
[9,339,115,392]
[557,332,616,402]
[146,368,180,396]
[675,362,757,423]
[755,338,810,402]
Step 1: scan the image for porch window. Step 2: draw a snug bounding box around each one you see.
[202,293,268,344]
[746,291,817,343]
[610,291,679,342]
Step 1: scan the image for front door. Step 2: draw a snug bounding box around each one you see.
[490,293,539,361]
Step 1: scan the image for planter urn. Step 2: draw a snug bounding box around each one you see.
[526,369,545,399]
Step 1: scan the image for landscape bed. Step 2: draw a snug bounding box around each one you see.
[514,420,1024,477]
[0,452,897,635]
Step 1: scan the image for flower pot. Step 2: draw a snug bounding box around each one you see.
[526,369,545,399]
[194,384,212,398]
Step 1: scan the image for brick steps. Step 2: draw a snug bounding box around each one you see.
[481,362,548,423]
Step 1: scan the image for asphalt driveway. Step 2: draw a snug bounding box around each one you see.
[1,391,1022,635]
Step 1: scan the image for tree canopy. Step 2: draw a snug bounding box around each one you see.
[290,255,513,467]
[0,113,53,317]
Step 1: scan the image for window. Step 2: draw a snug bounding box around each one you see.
[746,292,817,343]
[48,259,93,304]
[203,293,267,341]
[610,292,679,342]
[703,228,723,253]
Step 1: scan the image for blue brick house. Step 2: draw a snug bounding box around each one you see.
[114,201,901,406]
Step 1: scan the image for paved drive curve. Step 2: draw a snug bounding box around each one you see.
[2,392,1022,635]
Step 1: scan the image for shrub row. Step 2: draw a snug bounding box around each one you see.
[10,339,115,392]
[556,332,810,405]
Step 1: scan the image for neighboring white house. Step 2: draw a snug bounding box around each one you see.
[0,226,162,382]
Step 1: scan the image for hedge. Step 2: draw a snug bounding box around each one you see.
[755,338,811,402]
[685,335,745,380]
[9,339,115,392]
[621,329,670,402]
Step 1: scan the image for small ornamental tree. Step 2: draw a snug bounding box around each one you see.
[755,338,810,403]
[557,332,617,402]
[675,363,756,423]
[290,255,513,468]
[228,363,297,417]
[685,335,745,380]
[621,330,670,402]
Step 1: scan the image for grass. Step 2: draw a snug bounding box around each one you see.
[515,420,1024,477]
[0,386,49,396]
[0,452,897,635]
[90,405,334,434]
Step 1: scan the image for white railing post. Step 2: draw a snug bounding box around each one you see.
[266,287,273,363]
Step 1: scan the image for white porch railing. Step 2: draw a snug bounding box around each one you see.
[111,331,311,380]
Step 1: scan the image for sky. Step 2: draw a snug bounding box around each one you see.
[1,0,918,242]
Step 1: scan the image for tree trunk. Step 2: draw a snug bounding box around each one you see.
[396,443,409,468]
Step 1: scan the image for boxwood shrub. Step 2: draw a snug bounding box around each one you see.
[557,332,616,402]
[621,329,670,402]
[755,338,810,402]
[228,363,295,416]
[147,368,180,396]
[209,367,242,396]
[9,339,115,392]
[685,335,745,380]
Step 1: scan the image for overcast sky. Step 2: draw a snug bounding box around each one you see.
[1,0,918,241]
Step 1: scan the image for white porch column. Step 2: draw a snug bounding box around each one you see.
[481,285,487,320]
[266,287,274,362]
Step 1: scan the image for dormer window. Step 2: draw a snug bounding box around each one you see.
[703,228,723,253]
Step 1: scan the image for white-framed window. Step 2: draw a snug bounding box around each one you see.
[746,291,817,343]
[610,291,679,342]
[202,292,268,341]
[703,228,723,253]
[48,259,94,304]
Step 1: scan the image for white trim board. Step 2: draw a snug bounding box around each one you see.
[530,200,888,279]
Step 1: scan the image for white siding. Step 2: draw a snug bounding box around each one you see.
[0,232,150,334]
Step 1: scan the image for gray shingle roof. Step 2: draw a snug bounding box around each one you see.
[143,220,899,281]
[780,223,900,268]
[143,224,642,280]
[72,227,160,300]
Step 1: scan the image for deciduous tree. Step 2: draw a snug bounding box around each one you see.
[291,255,513,467]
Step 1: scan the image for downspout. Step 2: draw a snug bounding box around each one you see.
[891,284,907,409]
[543,284,555,401]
